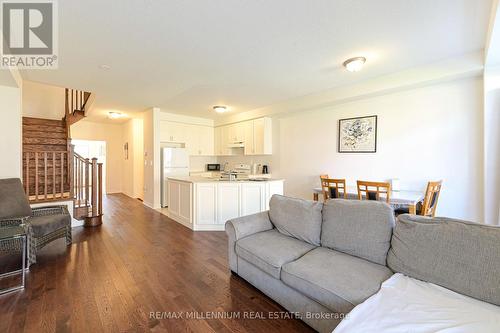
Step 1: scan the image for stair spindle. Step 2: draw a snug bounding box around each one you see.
[52,152,56,197]
[35,152,39,201]
[44,152,48,199]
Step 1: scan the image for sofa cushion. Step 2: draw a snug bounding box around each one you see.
[0,178,32,220]
[235,229,315,279]
[321,199,395,265]
[269,194,323,246]
[281,247,393,313]
[388,214,500,306]
[29,213,71,238]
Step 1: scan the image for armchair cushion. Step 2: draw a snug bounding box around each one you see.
[29,213,71,238]
[0,178,32,220]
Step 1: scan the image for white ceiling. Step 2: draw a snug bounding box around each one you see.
[21,0,493,121]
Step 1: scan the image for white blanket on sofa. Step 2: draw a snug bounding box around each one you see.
[333,273,500,333]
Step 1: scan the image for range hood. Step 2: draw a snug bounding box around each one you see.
[227,141,244,148]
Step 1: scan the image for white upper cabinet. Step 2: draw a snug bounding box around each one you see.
[253,117,272,155]
[160,121,214,156]
[160,117,271,157]
[243,120,255,155]
[243,117,272,155]
[227,122,245,142]
[214,126,230,156]
[197,125,214,156]
[160,121,188,143]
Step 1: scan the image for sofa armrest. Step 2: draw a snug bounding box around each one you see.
[31,205,69,217]
[0,216,28,228]
[225,211,273,273]
[225,211,273,241]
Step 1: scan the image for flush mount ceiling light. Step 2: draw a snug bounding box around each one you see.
[108,111,123,119]
[213,106,227,113]
[343,57,366,72]
[99,64,111,70]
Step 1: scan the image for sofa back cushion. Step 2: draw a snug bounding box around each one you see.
[321,199,395,265]
[0,178,32,220]
[269,194,323,246]
[387,214,500,306]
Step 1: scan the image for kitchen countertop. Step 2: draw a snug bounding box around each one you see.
[167,176,284,183]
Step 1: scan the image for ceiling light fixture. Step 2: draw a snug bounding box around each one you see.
[343,57,366,72]
[213,106,227,113]
[99,64,111,70]
[108,111,123,119]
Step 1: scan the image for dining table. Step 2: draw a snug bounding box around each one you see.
[312,186,424,214]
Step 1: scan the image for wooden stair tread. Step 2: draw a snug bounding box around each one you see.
[22,117,65,126]
[23,130,67,139]
[23,124,66,133]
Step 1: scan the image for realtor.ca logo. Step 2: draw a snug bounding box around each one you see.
[1,0,58,69]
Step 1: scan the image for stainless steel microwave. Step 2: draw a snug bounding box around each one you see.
[206,164,221,171]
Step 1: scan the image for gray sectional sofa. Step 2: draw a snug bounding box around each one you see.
[225,194,500,333]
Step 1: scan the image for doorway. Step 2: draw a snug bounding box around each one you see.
[72,140,107,193]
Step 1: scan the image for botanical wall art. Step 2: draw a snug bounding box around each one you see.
[338,115,377,153]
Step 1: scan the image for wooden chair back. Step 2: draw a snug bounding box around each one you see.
[356,180,391,203]
[321,178,347,200]
[420,180,442,217]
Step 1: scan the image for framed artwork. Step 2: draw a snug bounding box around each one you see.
[124,142,129,160]
[338,115,377,153]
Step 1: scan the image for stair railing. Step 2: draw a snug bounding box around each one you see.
[23,150,72,202]
[65,88,91,115]
[73,151,103,224]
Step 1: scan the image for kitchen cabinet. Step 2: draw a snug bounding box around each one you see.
[240,183,265,216]
[167,178,284,231]
[193,125,214,156]
[160,121,214,156]
[160,121,188,143]
[217,183,240,224]
[195,183,217,225]
[160,117,271,157]
[244,117,272,155]
[167,181,192,226]
[227,122,245,143]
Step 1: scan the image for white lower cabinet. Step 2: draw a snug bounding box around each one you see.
[167,181,192,226]
[195,183,217,226]
[168,179,284,231]
[240,183,265,216]
[217,183,240,225]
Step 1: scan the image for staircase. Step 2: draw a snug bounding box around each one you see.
[22,88,103,227]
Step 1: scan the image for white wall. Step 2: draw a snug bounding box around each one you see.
[22,80,65,120]
[0,83,22,179]
[265,76,483,222]
[484,67,500,225]
[143,108,161,208]
[122,118,144,199]
[71,120,125,194]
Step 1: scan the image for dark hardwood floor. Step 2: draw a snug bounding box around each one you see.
[0,194,314,333]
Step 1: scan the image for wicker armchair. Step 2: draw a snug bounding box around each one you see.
[0,178,72,265]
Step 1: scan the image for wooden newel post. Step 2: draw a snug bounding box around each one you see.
[85,158,90,205]
[98,163,103,217]
[91,158,98,217]
[84,157,102,227]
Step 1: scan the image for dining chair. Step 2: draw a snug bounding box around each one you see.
[356,180,391,203]
[321,178,347,200]
[420,180,442,217]
[395,180,442,216]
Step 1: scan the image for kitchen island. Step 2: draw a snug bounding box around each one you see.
[166,176,284,231]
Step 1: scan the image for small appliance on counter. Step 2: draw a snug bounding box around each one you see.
[262,165,269,174]
[206,163,220,171]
